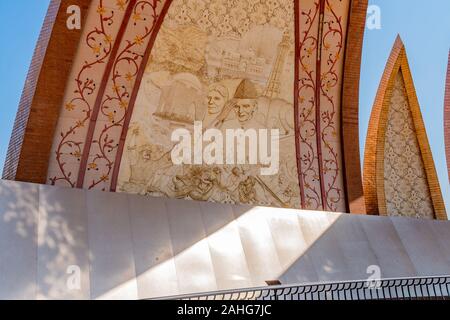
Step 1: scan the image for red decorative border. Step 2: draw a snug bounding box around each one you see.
[315,0,327,210]
[297,0,323,210]
[319,0,348,212]
[294,0,306,208]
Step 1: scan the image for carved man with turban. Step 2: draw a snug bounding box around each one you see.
[212,79,265,130]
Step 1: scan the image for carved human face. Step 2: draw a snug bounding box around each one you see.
[141,149,152,161]
[140,145,161,161]
[234,99,257,123]
[207,89,226,114]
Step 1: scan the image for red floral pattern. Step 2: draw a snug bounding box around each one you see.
[319,0,348,212]
[81,0,167,191]
[297,0,322,210]
[48,0,130,187]
[47,0,350,212]
[296,0,348,212]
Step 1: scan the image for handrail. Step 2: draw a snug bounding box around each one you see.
[153,275,450,300]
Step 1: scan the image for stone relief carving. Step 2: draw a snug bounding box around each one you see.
[117,0,301,208]
[384,72,434,219]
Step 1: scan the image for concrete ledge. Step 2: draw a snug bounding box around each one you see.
[0,179,449,300]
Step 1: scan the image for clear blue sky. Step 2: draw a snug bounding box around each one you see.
[0,0,50,170]
[360,0,450,214]
[0,0,448,213]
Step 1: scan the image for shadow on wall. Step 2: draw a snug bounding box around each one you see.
[1,180,450,300]
[0,180,38,299]
[0,180,90,299]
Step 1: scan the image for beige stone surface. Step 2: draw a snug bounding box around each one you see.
[0,179,449,300]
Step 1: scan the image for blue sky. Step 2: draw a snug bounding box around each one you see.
[0,0,50,170]
[0,0,448,213]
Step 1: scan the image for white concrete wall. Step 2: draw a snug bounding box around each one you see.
[0,179,449,300]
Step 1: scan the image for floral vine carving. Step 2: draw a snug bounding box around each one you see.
[319,0,345,211]
[85,0,163,190]
[297,0,347,212]
[49,0,129,187]
[297,0,322,210]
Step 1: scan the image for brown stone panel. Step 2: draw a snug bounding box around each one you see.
[445,51,450,182]
[364,36,447,220]
[2,0,91,183]
[341,0,368,214]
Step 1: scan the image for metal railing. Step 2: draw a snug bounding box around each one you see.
[156,276,450,300]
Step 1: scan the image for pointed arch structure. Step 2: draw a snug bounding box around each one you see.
[364,36,446,220]
[4,0,369,214]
